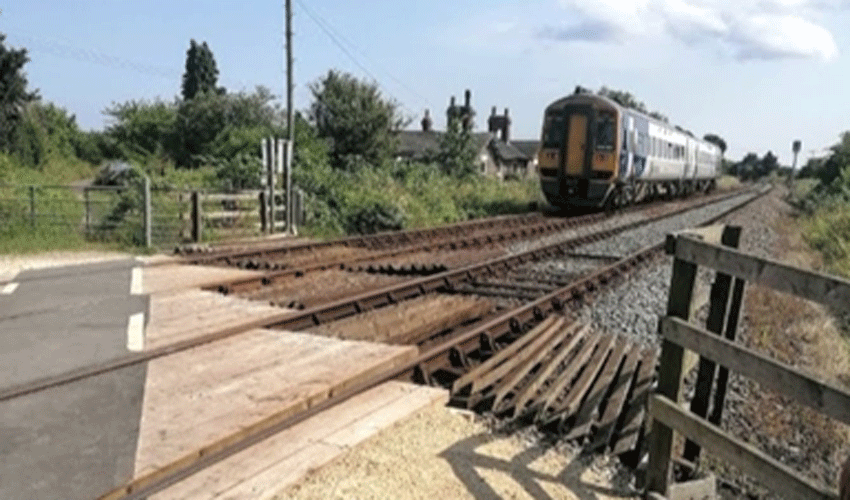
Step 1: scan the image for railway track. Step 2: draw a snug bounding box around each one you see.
[3,187,770,499]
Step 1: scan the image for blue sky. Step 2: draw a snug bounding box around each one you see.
[3,0,850,166]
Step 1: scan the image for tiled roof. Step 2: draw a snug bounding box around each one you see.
[511,140,540,159]
[490,140,528,162]
[396,130,494,159]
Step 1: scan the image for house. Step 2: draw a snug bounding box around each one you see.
[395,90,536,179]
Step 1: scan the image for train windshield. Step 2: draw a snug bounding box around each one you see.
[542,112,567,148]
[595,113,615,151]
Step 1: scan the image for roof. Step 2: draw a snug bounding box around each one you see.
[511,140,540,159]
[396,130,494,159]
[489,140,528,162]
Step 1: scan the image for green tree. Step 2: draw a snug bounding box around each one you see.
[437,117,477,177]
[0,34,39,151]
[703,133,727,155]
[597,86,668,122]
[759,150,780,178]
[817,132,850,186]
[104,99,178,162]
[308,70,406,170]
[181,40,222,101]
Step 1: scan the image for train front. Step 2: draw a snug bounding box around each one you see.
[536,91,621,209]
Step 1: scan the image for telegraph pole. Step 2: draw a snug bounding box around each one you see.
[285,0,295,234]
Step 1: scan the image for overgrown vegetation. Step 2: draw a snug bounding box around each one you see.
[0,34,538,251]
[785,132,850,277]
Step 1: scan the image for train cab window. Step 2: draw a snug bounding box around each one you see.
[595,113,615,151]
[542,112,567,148]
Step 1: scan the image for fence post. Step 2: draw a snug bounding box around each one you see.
[191,191,202,243]
[29,185,36,227]
[84,187,91,235]
[259,191,267,233]
[683,226,741,462]
[646,234,700,496]
[143,177,152,248]
[285,139,293,235]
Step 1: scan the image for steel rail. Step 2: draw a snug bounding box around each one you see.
[96,186,770,500]
[0,188,757,404]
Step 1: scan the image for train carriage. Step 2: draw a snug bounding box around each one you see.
[537,87,720,209]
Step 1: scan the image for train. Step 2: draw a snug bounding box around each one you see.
[536,87,721,209]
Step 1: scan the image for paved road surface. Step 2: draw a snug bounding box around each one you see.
[0,260,148,500]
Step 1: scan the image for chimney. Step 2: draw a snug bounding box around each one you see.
[447,96,456,128]
[502,108,511,142]
[461,89,473,132]
[488,106,499,135]
[421,109,432,132]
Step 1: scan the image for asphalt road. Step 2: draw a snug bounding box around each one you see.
[0,260,148,500]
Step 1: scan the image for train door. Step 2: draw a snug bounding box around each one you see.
[565,113,588,176]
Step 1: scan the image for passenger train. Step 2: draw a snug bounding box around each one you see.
[536,87,721,209]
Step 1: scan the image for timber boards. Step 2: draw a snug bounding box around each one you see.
[133,329,416,479]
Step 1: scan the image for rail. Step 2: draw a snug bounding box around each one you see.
[645,225,850,500]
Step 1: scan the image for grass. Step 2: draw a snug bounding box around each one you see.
[803,203,850,278]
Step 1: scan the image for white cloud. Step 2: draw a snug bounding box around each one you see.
[729,14,838,60]
[543,0,839,61]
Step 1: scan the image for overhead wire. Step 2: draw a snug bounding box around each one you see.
[293,0,434,115]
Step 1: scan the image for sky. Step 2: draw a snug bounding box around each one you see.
[3,0,850,166]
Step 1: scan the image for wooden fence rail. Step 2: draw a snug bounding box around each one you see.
[646,225,850,500]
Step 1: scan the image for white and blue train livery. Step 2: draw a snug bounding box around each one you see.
[537,87,721,209]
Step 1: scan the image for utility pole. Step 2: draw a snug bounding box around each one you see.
[285,0,295,234]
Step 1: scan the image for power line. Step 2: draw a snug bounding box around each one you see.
[6,31,175,79]
[293,0,433,113]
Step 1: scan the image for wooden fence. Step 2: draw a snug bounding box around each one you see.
[646,224,850,500]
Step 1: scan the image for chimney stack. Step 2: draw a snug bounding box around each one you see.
[502,108,510,142]
[464,89,471,109]
[421,109,432,132]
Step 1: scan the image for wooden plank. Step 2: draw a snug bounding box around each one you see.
[203,192,261,202]
[488,321,576,411]
[646,255,698,494]
[563,337,629,440]
[684,225,740,462]
[451,316,558,394]
[104,333,417,500]
[498,323,589,416]
[531,331,602,418]
[661,316,850,427]
[540,334,615,427]
[673,235,850,312]
[152,382,445,499]
[588,345,642,452]
[466,317,565,395]
[611,348,657,455]
[649,395,838,500]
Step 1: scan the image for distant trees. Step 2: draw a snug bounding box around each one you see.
[597,86,668,123]
[732,151,780,180]
[0,33,39,152]
[703,134,727,156]
[181,40,223,101]
[309,70,406,170]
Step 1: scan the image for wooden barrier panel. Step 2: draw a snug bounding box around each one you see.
[671,236,850,312]
[661,316,850,426]
[649,395,837,500]
[648,228,850,498]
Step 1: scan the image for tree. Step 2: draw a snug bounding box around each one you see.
[309,70,406,170]
[598,86,647,113]
[0,34,39,151]
[703,134,727,155]
[181,40,222,101]
[437,116,477,177]
[104,99,178,161]
[597,86,668,122]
